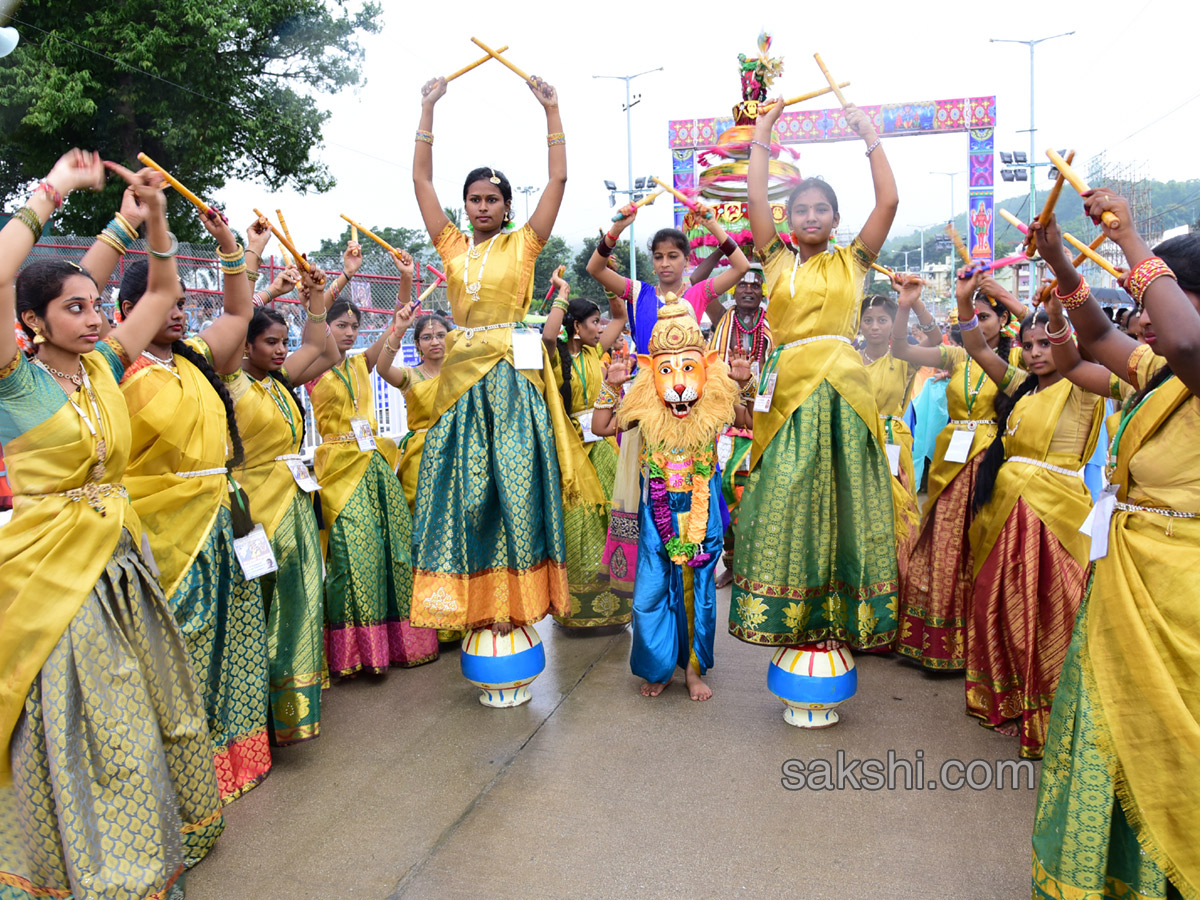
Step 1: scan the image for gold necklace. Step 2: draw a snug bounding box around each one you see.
[464,233,499,301]
[35,356,83,386]
[36,358,108,482]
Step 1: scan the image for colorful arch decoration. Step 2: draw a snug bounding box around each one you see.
[668,95,997,265]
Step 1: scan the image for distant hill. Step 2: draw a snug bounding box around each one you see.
[881,178,1200,271]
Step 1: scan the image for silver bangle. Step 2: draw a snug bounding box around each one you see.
[147,231,179,260]
[919,319,938,333]
[749,139,772,153]
[864,138,882,157]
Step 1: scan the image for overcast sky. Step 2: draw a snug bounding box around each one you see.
[223,0,1196,260]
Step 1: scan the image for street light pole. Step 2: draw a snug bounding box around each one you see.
[990,31,1074,304]
[930,171,964,229]
[514,186,538,222]
[594,67,663,282]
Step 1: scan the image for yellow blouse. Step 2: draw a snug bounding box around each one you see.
[121,338,230,598]
[753,236,882,466]
[228,370,304,537]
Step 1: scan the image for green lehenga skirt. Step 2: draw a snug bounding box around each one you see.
[324,452,438,676]
[555,437,631,629]
[1032,585,1180,900]
[262,490,325,746]
[170,506,270,803]
[729,381,899,649]
[0,530,224,900]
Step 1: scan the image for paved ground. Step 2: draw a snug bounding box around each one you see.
[186,587,1038,900]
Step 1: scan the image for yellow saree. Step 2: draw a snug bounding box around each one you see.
[121,340,270,801]
[0,345,223,896]
[1035,348,1200,898]
[965,374,1103,759]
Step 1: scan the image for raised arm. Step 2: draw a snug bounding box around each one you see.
[688,247,721,286]
[1083,188,1200,394]
[283,267,339,386]
[747,97,784,252]
[414,77,452,241]
[81,186,147,291]
[364,251,414,371]
[1,150,107,365]
[587,214,635,297]
[104,163,188,357]
[374,300,421,390]
[1043,288,1113,395]
[980,274,1028,323]
[845,104,898,256]
[598,284,629,356]
[888,273,945,367]
[694,200,751,300]
[955,267,1010,385]
[590,346,632,437]
[196,208,254,374]
[542,266,569,350]
[1030,211,1140,379]
[526,76,566,242]
[322,239,364,311]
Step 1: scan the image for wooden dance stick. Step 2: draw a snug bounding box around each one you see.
[1063,232,1123,279]
[445,44,510,82]
[1026,149,1075,257]
[650,177,706,217]
[812,54,850,108]
[1035,234,1110,306]
[945,222,974,266]
[762,82,851,111]
[275,208,297,250]
[136,152,226,222]
[416,274,445,304]
[350,224,358,244]
[469,37,530,82]
[1045,149,1120,229]
[339,214,403,258]
[253,208,312,273]
[998,208,1030,234]
[611,189,663,222]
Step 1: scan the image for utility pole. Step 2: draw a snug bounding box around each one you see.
[990,31,1074,304]
[514,186,539,222]
[593,67,663,282]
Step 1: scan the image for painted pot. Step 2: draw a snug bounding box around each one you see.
[767,644,857,728]
[460,625,546,708]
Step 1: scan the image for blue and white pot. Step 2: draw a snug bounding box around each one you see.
[768,644,857,728]
[460,625,546,708]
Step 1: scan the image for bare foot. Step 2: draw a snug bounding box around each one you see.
[715,567,733,589]
[640,678,672,697]
[995,720,1020,737]
[813,639,845,651]
[685,666,713,701]
[492,622,514,637]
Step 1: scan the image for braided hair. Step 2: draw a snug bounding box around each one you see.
[247,307,306,446]
[119,260,245,469]
[556,297,601,414]
[973,310,1049,513]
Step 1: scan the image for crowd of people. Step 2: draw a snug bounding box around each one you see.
[0,65,1195,900]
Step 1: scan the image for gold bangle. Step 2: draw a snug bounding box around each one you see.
[415,129,434,145]
[547,132,566,147]
[216,243,244,261]
[113,213,139,239]
[307,309,327,323]
[96,232,127,255]
[384,337,401,353]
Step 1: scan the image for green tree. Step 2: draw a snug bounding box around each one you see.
[531,236,574,313]
[318,224,432,266]
[570,235,650,312]
[0,0,381,239]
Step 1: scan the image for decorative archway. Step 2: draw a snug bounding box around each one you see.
[667,95,997,265]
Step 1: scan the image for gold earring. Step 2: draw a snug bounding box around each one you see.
[32,329,45,345]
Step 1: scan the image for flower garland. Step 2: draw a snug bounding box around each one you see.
[645,447,714,567]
